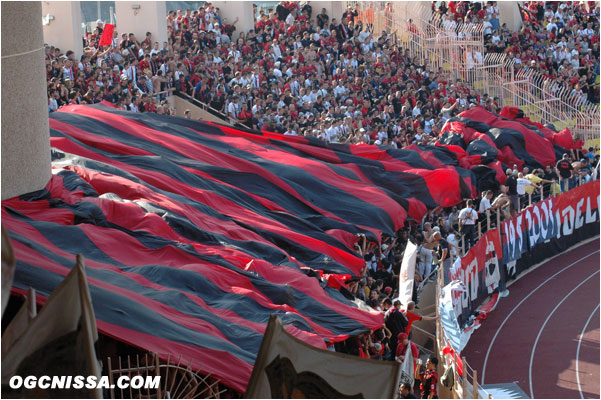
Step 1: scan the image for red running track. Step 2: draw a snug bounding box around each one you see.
[463,239,600,399]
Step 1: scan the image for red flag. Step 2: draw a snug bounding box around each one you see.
[98,23,114,46]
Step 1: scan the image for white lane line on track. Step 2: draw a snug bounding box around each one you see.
[528,270,600,398]
[481,250,600,384]
[577,304,600,399]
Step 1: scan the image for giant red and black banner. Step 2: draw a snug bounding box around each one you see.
[1,102,592,391]
[0,103,493,392]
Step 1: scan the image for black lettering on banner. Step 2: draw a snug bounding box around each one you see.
[484,237,500,294]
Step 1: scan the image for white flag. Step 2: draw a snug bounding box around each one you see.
[399,341,415,387]
[399,241,418,306]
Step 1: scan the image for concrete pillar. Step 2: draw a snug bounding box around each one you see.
[498,1,522,32]
[1,2,51,200]
[42,1,83,58]
[115,1,168,49]
[211,1,254,36]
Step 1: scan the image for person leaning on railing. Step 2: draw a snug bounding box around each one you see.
[526,169,552,203]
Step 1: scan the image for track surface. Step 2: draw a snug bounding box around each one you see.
[463,239,600,399]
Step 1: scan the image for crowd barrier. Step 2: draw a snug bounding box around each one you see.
[436,180,600,398]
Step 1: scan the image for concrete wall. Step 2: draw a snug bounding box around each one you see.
[211,1,254,35]
[2,2,51,200]
[115,1,168,48]
[173,95,232,126]
[41,1,83,56]
[498,1,522,32]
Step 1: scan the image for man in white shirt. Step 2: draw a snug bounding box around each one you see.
[273,63,283,80]
[412,102,422,118]
[458,200,478,249]
[334,80,347,98]
[479,190,493,214]
[271,40,282,59]
[323,120,339,142]
[516,173,532,196]
[547,19,558,32]
[227,96,239,119]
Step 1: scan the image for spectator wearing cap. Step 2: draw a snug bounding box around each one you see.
[385,300,409,361]
[395,332,419,370]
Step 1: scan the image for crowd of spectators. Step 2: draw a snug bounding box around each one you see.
[433,1,600,104]
[43,4,599,395]
[45,1,504,149]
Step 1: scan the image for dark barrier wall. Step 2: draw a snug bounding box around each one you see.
[451,181,600,328]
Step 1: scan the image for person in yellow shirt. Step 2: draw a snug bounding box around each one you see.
[526,169,552,202]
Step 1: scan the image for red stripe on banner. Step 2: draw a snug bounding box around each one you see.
[96,320,254,393]
[2,209,348,343]
[404,144,448,169]
[63,105,402,229]
[2,198,75,226]
[186,127,407,231]
[349,144,414,171]
[3,193,382,335]
[50,119,155,156]
[49,134,366,272]
[553,180,600,212]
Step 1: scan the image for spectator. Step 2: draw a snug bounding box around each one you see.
[400,382,417,399]
[479,190,493,214]
[403,301,439,338]
[556,153,573,192]
[505,169,519,210]
[516,172,533,198]
[417,357,439,399]
[525,169,548,201]
[458,199,478,249]
[386,300,409,360]
[543,164,560,196]
[396,332,419,371]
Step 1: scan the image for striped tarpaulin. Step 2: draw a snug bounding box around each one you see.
[2,102,572,391]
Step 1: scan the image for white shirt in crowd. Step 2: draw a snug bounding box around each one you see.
[227,101,238,118]
[516,178,531,195]
[458,207,477,225]
[446,232,459,257]
[479,197,491,213]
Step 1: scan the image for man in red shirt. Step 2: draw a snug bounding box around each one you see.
[403,301,439,338]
